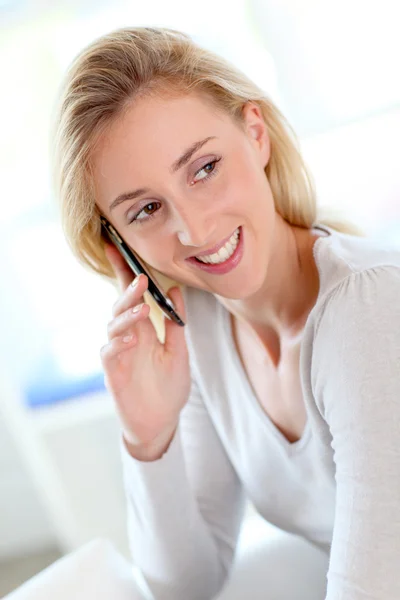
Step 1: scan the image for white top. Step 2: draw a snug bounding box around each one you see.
[121,226,400,600]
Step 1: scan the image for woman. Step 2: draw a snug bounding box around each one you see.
[53,27,400,599]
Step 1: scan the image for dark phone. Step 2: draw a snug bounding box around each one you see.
[101,217,185,327]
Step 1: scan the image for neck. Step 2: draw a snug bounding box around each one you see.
[215,217,325,362]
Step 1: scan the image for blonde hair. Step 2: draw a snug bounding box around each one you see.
[53,27,362,332]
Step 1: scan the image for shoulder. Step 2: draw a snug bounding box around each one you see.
[301,235,400,412]
[315,263,400,337]
[307,265,400,413]
[307,229,400,335]
[314,227,400,303]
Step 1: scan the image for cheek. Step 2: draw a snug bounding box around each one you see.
[131,235,174,270]
[229,157,272,213]
[233,144,268,183]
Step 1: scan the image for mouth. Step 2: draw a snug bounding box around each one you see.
[185,226,244,275]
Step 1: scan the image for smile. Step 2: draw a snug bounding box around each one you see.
[195,228,239,264]
[186,226,244,275]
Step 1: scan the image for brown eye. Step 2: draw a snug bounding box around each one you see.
[130,201,161,224]
[194,161,217,182]
[143,203,158,215]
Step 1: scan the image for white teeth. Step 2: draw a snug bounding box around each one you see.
[196,228,240,264]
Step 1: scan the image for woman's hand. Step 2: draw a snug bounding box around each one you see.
[101,244,190,461]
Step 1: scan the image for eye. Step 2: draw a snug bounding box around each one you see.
[129,201,161,224]
[193,158,221,184]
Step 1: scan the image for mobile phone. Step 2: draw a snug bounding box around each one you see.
[100,216,185,327]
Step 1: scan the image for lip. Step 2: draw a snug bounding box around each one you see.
[191,228,239,258]
[186,226,244,275]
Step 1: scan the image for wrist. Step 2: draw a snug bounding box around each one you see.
[123,423,177,462]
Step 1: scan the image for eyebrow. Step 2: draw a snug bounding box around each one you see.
[109,136,216,212]
[170,136,216,173]
[109,188,149,212]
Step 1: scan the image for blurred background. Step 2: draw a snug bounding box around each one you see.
[0,0,399,595]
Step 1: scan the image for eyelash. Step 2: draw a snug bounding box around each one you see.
[129,157,222,225]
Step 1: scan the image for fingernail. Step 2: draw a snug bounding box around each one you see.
[132,303,143,314]
[122,335,133,343]
[131,275,141,288]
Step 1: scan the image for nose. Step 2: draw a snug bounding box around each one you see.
[177,230,211,247]
[175,210,217,248]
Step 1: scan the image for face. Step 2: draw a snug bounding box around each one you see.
[93,92,275,299]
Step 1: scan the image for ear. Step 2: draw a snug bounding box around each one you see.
[242,102,270,168]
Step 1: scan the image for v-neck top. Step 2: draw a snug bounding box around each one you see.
[220,298,313,452]
[121,225,400,600]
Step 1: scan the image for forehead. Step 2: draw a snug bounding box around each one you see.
[93,94,235,201]
[119,91,229,138]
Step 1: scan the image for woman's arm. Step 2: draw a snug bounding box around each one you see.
[121,376,246,600]
[313,266,400,600]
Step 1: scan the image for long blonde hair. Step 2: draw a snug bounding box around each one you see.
[53,27,361,331]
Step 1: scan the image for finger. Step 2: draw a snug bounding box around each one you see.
[105,243,136,291]
[107,302,151,340]
[110,296,160,353]
[164,286,187,356]
[111,274,148,318]
[100,333,138,368]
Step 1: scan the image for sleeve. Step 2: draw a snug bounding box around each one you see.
[312,266,400,600]
[120,376,246,600]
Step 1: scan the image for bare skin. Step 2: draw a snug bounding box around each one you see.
[94,92,326,454]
